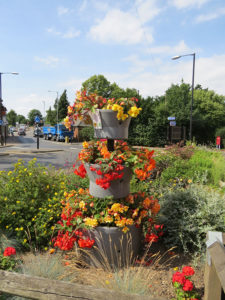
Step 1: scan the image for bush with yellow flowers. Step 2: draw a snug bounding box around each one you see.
[0,159,67,249]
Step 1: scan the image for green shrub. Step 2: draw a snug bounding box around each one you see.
[159,184,225,254]
[79,126,94,141]
[0,159,66,250]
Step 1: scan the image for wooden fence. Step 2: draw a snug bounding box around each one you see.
[204,231,225,300]
[0,269,166,300]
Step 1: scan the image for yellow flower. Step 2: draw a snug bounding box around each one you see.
[128,106,142,118]
[104,215,113,223]
[8,171,12,176]
[23,239,27,243]
[15,228,19,231]
[54,192,58,196]
[29,173,32,176]
[82,141,89,149]
[49,248,55,254]
[84,217,98,227]
[24,168,27,171]
[20,227,23,231]
[16,201,20,204]
[4,197,7,201]
[188,179,192,184]
[6,225,9,229]
[16,179,19,183]
[105,280,110,285]
[44,247,48,251]
[173,267,178,271]
[12,212,16,215]
[122,226,129,233]
[46,185,50,189]
[51,226,55,230]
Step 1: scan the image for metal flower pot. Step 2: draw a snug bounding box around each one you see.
[90,109,131,139]
[83,225,142,268]
[85,163,132,199]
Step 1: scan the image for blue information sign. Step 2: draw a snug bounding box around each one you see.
[34,116,40,123]
[168,116,176,121]
[0,120,3,125]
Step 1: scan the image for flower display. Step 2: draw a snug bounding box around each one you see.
[172,266,200,299]
[74,140,155,189]
[64,90,142,128]
[53,189,162,250]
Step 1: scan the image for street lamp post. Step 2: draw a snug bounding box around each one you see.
[172,53,195,141]
[48,90,59,136]
[0,72,19,145]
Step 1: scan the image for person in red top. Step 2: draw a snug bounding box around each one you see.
[216,136,221,149]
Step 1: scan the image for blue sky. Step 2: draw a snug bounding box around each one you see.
[0,0,225,118]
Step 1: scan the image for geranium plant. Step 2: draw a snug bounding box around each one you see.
[0,247,19,271]
[74,140,156,189]
[64,90,142,128]
[53,189,162,251]
[172,266,200,300]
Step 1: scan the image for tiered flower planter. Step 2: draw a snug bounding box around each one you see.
[85,163,132,199]
[90,109,131,139]
[84,112,141,267]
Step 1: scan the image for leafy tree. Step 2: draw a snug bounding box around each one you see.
[58,90,70,121]
[17,114,27,124]
[7,110,17,126]
[28,109,42,126]
[82,74,112,97]
[45,106,56,125]
[193,89,225,143]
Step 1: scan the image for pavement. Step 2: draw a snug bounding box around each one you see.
[0,135,65,155]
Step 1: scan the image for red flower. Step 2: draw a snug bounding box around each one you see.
[3,247,16,257]
[182,266,195,276]
[182,279,193,291]
[78,238,95,248]
[172,272,186,285]
[145,233,159,243]
[74,164,87,178]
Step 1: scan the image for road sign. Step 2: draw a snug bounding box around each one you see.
[168,116,176,121]
[34,116,40,123]
[170,121,176,126]
[0,120,3,125]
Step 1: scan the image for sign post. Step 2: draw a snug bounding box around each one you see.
[34,116,41,149]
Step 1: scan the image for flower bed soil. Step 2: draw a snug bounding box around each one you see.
[142,242,205,299]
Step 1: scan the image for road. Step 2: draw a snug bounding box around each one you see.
[0,129,83,171]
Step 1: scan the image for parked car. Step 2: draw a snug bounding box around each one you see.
[33,128,44,138]
[18,128,26,136]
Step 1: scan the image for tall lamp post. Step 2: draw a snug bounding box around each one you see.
[48,90,59,133]
[0,72,19,145]
[172,53,195,141]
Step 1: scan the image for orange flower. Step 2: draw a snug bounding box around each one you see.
[151,202,160,215]
[143,197,151,209]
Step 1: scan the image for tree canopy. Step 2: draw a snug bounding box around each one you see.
[28,109,42,126]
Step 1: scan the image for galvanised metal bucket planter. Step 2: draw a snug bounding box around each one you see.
[90,109,131,139]
[85,163,132,199]
[83,225,141,268]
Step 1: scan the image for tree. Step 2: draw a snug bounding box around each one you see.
[58,90,70,121]
[7,110,17,126]
[28,109,42,126]
[45,106,56,125]
[17,114,27,124]
[82,75,112,97]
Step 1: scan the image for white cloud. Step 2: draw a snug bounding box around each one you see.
[57,6,69,16]
[46,27,61,36]
[34,56,60,67]
[170,0,209,9]
[79,0,88,12]
[135,0,162,23]
[62,28,81,39]
[89,9,153,44]
[195,7,225,23]
[47,27,80,39]
[104,54,225,98]
[146,40,191,55]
